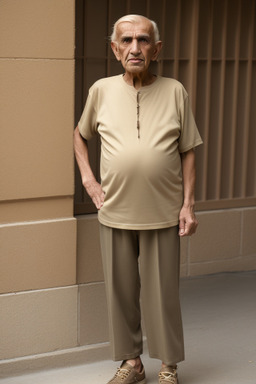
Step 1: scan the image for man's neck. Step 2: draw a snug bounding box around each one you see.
[123,71,156,90]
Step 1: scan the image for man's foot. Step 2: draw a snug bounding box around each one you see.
[158,365,178,384]
[107,361,146,384]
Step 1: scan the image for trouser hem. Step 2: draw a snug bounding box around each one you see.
[148,353,185,366]
[113,349,143,362]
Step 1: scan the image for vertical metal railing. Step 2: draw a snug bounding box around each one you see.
[74,0,256,214]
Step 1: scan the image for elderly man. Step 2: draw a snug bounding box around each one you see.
[74,14,202,384]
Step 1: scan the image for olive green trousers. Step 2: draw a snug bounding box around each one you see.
[99,224,184,366]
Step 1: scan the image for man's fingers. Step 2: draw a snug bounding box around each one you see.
[93,196,104,210]
[179,216,198,237]
[93,190,105,210]
[179,218,185,236]
[84,180,105,210]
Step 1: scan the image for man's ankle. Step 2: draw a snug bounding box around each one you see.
[126,357,142,372]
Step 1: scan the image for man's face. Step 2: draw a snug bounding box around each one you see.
[111,19,162,75]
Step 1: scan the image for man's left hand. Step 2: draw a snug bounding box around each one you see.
[179,205,198,237]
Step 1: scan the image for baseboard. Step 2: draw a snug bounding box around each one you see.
[0,342,111,378]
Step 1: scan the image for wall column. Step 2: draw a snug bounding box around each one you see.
[0,0,77,361]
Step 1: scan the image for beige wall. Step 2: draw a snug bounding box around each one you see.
[0,0,256,376]
[0,0,77,365]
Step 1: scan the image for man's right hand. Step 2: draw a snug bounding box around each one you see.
[83,179,105,210]
[74,127,105,209]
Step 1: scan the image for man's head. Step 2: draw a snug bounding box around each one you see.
[111,15,162,76]
[111,15,160,43]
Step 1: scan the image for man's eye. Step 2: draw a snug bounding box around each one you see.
[138,37,149,43]
[122,37,132,43]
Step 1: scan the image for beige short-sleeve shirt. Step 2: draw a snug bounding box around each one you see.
[78,75,203,229]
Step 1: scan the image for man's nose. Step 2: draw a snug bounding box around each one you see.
[130,39,141,54]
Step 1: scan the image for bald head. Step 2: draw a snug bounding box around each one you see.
[111,14,160,43]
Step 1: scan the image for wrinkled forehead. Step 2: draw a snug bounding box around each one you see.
[116,20,154,40]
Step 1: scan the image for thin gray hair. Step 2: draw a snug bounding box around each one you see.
[110,14,160,43]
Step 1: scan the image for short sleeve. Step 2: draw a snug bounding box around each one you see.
[178,94,203,153]
[78,86,98,141]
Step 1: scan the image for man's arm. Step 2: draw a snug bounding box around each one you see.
[179,148,198,237]
[73,126,105,210]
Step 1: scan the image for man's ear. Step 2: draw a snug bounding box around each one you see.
[151,41,162,61]
[111,41,121,61]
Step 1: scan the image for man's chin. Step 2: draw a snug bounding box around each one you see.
[125,64,146,73]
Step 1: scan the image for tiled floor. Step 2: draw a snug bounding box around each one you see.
[1,271,256,383]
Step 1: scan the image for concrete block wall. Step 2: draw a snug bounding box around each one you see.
[180,208,256,276]
[76,216,109,347]
[0,0,77,365]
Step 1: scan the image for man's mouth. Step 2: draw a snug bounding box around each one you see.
[128,58,143,63]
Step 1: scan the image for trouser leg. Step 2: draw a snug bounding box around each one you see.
[139,226,184,365]
[99,224,143,361]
